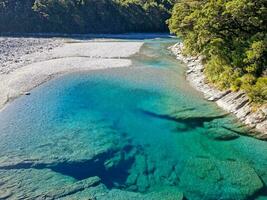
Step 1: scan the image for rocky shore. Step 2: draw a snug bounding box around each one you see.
[170,42,267,140]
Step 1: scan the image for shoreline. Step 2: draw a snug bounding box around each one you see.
[0,32,171,39]
[169,42,267,140]
[2,36,266,139]
[0,37,143,111]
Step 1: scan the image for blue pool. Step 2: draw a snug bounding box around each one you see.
[0,38,266,199]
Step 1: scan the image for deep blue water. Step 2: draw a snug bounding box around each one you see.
[0,38,267,199]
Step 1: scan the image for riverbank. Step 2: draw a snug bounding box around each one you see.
[170,42,267,140]
[0,37,143,111]
[2,37,267,200]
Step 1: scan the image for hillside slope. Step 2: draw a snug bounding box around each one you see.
[0,0,175,33]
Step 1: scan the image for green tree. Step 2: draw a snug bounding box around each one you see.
[169,0,267,103]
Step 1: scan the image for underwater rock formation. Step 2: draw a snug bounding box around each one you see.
[179,158,264,200]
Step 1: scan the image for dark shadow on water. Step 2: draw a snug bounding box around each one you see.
[139,109,227,129]
[221,126,246,135]
[0,148,135,189]
[49,154,135,189]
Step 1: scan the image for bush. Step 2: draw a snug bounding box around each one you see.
[245,78,267,103]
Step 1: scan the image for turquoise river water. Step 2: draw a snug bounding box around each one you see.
[0,37,267,200]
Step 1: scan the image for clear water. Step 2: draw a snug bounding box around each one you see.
[0,38,267,200]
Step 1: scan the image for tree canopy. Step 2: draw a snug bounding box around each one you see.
[0,0,175,33]
[169,0,267,103]
[1,0,266,103]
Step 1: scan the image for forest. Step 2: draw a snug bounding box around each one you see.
[168,0,267,103]
[0,0,175,33]
[0,0,266,103]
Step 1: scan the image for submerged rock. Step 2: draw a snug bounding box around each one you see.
[35,176,101,199]
[99,187,183,200]
[219,161,264,200]
[139,108,227,130]
[0,189,12,199]
[206,127,240,141]
[140,187,183,200]
[179,158,263,200]
[204,119,242,141]
[136,174,150,192]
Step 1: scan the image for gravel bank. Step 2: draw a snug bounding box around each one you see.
[170,42,267,140]
[0,37,143,111]
[0,37,63,74]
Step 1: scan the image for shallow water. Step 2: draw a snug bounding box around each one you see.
[0,38,267,200]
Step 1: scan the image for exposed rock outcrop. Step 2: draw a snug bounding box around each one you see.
[169,42,267,139]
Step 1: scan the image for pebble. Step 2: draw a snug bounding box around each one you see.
[0,37,63,75]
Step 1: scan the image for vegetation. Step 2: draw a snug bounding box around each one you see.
[168,0,267,103]
[0,0,175,33]
[1,0,266,103]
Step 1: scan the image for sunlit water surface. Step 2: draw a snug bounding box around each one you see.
[0,38,267,200]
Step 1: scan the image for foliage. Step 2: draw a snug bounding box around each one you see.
[1,0,266,103]
[0,0,37,32]
[243,77,267,103]
[168,0,267,103]
[0,0,175,33]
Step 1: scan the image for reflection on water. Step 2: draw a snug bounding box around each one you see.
[0,38,266,200]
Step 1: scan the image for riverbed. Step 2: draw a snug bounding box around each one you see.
[0,37,266,199]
